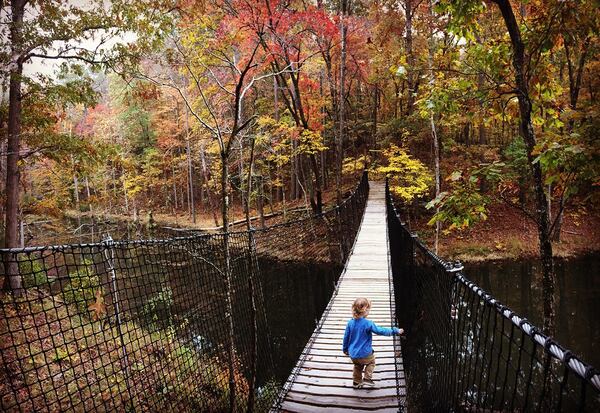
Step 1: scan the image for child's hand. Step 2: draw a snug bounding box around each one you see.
[396,328,405,336]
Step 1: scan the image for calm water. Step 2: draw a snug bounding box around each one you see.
[465,254,600,369]
[257,256,342,381]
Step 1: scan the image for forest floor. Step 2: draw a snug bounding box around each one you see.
[22,182,358,246]
[411,201,600,263]
[23,180,599,264]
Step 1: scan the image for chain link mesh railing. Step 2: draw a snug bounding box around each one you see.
[0,173,369,413]
[1,233,274,412]
[386,180,600,412]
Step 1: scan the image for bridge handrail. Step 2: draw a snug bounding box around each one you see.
[383,185,404,410]
[385,178,600,407]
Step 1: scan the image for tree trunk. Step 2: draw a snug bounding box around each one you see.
[3,0,25,293]
[372,84,378,146]
[0,139,6,228]
[309,153,323,214]
[111,166,118,211]
[240,136,258,412]
[278,165,287,219]
[19,219,24,248]
[552,194,565,242]
[274,76,279,122]
[200,144,219,226]
[172,165,178,211]
[337,0,348,205]
[219,151,237,413]
[494,0,556,335]
[553,36,590,242]
[73,174,80,211]
[290,140,297,200]
[186,111,196,223]
[319,70,327,190]
[405,0,416,116]
[428,1,441,255]
[478,79,487,144]
[258,176,265,228]
[85,177,96,242]
[123,180,129,213]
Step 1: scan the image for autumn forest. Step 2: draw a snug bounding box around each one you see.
[1,1,600,411]
[1,0,599,311]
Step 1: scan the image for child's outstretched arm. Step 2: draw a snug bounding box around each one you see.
[370,321,404,336]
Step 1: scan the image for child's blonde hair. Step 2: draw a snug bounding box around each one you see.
[352,297,371,319]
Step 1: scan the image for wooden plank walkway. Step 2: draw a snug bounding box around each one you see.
[276,182,406,412]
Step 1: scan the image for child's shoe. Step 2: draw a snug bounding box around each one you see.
[362,379,376,388]
[352,381,362,389]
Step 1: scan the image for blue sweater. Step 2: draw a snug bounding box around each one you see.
[342,317,399,359]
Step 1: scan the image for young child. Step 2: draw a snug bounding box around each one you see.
[342,297,403,388]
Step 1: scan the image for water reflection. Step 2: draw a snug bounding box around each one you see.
[465,254,600,369]
[256,256,342,381]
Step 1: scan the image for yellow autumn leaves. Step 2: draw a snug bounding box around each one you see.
[378,144,433,203]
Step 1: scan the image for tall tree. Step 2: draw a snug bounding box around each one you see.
[1,0,173,293]
[338,0,349,203]
[256,0,332,213]
[491,0,556,335]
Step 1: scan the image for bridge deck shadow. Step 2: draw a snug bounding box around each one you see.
[276,182,406,412]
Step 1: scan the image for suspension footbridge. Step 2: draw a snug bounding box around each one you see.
[1,173,598,412]
[275,182,405,412]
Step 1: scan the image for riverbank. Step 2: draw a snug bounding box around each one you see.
[412,202,600,263]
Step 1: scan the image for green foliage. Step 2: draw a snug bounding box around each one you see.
[435,0,487,41]
[426,170,489,232]
[19,259,49,289]
[378,145,433,203]
[504,137,530,178]
[109,76,158,156]
[534,132,600,201]
[171,344,196,370]
[52,348,70,363]
[62,258,101,316]
[140,286,174,331]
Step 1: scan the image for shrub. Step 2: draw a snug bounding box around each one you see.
[140,286,174,331]
[19,258,49,289]
[62,258,101,316]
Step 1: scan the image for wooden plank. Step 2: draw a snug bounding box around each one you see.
[315,334,398,341]
[281,400,401,413]
[299,355,398,365]
[319,318,392,325]
[305,349,396,357]
[287,383,400,398]
[293,359,404,370]
[312,339,394,342]
[283,392,401,409]
[295,368,402,379]
[309,336,394,343]
[294,372,403,383]
[309,343,396,351]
